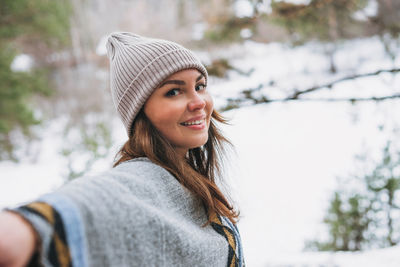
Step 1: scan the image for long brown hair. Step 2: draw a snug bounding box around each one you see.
[114,109,239,225]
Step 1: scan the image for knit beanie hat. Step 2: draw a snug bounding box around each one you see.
[106,32,208,136]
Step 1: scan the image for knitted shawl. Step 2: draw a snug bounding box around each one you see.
[15,158,244,267]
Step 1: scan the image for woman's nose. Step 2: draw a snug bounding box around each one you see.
[188,92,206,111]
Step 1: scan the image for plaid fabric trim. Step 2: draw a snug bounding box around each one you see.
[209,211,239,267]
[20,202,72,267]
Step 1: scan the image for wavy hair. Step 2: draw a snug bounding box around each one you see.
[114,109,239,225]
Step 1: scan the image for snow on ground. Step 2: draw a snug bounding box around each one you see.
[212,37,400,266]
[222,101,398,267]
[1,37,400,266]
[264,244,400,267]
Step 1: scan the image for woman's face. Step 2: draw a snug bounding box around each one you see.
[144,69,213,156]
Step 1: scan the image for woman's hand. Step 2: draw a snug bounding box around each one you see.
[0,211,37,267]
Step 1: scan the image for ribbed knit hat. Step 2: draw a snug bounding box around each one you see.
[106,32,208,136]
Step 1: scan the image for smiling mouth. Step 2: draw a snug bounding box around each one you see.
[180,119,205,126]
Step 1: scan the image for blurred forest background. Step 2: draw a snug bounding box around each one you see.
[1,0,400,257]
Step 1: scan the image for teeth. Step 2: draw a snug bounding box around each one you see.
[182,119,203,126]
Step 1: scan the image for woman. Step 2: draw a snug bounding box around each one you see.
[0,32,244,267]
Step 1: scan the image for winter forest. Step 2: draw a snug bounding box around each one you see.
[1,0,400,266]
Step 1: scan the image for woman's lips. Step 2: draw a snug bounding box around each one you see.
[181,119,204,126]
[180,119,206,130]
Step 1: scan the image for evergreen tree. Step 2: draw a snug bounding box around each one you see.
[308,140,400,251]
[270,0,368,43]
[0,46,50,160]
[364,141,400,246]
[324,191,349,251]
[270,0,367,73]
[347,194,372,250]
[307,191,371,251]
[0,0,71,160]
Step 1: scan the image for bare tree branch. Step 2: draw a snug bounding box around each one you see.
[220,68,400,111]
[289,68,400,99]
[270,94,400,103]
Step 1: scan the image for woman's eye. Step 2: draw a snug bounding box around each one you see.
[165,88,180,97]
[196,84,206,91]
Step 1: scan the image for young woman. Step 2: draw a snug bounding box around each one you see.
[0,32,244,267]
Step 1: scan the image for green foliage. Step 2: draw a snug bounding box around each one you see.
[307,192,372,251]
[308,140,400,251]
[0,0,72,161]
[61,120,113,180]
[365,141,400,246]
[204,16,256,43]
[0,44,52,160]
[270,0,368,44]
[0,0,71,45]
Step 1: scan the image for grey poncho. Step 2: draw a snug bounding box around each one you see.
[15,158,244,267]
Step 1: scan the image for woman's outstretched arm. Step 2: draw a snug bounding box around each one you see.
[0,211,37,267]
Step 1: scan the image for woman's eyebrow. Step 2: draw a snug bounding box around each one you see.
[158,74,205,88]
[196,74,204,82]
[159,80,185,88]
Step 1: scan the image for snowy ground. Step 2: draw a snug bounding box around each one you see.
[1,37,400,266]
